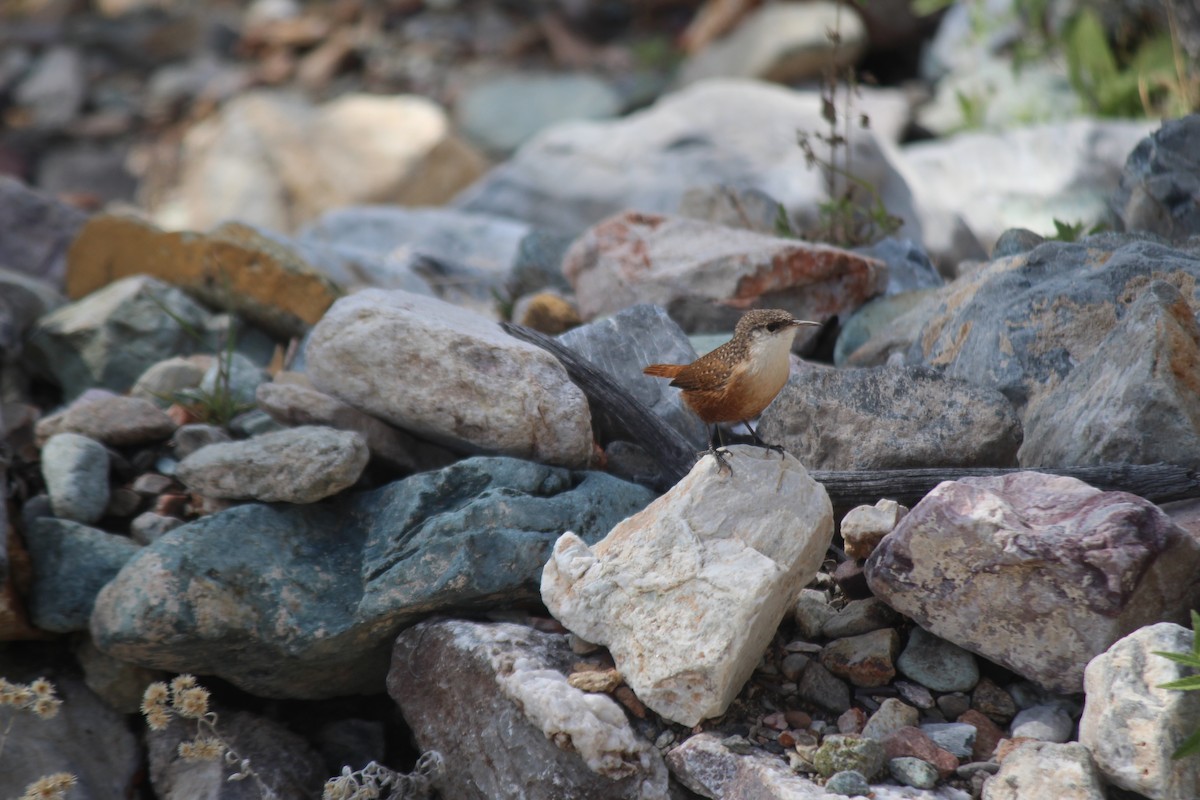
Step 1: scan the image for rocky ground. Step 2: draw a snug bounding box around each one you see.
[4,0,1200,799]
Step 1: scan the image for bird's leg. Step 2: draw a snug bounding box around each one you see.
[742,420,786,458]
[702,424,733,475]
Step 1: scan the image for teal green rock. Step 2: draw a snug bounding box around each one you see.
[27,518,141,632]
[90,456,655,698]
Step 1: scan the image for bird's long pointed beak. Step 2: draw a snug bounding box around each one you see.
[791,319,823,327]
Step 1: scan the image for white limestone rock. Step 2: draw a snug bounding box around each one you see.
[307,288,593,467]
[542,446,833,726]
[982,741,1105,800]
[1079,623,1200,800]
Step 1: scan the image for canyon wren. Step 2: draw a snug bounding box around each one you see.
[643,308,821,472]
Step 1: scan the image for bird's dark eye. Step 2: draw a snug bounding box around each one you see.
[766,321,782,332]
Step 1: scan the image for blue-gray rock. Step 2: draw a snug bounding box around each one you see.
[854,238,943,296]
[798,661,852,715]
[456,72,622,156]
[1112,115,1200,244]
[507,230,582,298]
[907,236,1200,414]
[90,457,655,697]
[26,518,140,632]
[833,288,942,366]
[758,364,1022,470]
[0,175,87,286]
[921,722,976,758]
[41,432,110,524]
[24,275,215,400]
[889,757,939,789]
[0,265,63,354]
[228,408,288,437]
[557,304,707,449]
[176,425,368,503]
[389,619,667,800]
[1011,704,1074,743]
[897,627,980,693]
[1018,280,1200,468]
[197,351,265,409]
[130,355,212,407]
[298,206,528,311]
[824,770,871,796]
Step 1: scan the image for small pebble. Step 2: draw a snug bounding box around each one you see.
[721,735,754,755]
[781,652,810,681]
[956,761,1000,778]
[132,473,174,495]
[889,756,939,789]
[972,677,1018,721]
[785,709,812,729]
[654,730,675,749]
[130,512,183,545]
[895,680,935,709]
[1010,704,1073,743]
[921,722,976,758]
[896,627,979,692]
[824,770,871,796]
[838,707,867,734]
[937,692,971,719]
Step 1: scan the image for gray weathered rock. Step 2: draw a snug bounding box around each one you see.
[298,206,530,311]
[862,698,920,741]
[41,432,110,524]
[1018,280,1200,468]
[838,287,947,367]
[0,669,140,800]
[563,211,887,333]
[454,79,922,242]
[798,661,852,715]
[91,457,653,698]
[907,237,1200,414]
[0,176,88,286]
[36,393,177,447]
[556,304,707,449]
[824,770,871,797]
[666,732,826,798]
[25,275,215,400]
[0,265,64,359]
[890,756,940,789]
[1112,115,1200,243]
[74,635,162,714]
[307,288,592,467]
[543,446,832,726]
[389,619,667,800]
[813,734,886,780]
[26,518,141,632]
[921,723,976,759]
[1079,622,1200,800]
[821,597,899,639]
[758,364,1022,470]
[854,238,945,296]
[147,706,326,800]
[130,512,185,546]
[172,423,232,459]
[176,426,368,503]
[14,45,85,130]
[256,380,455,472]
[866,472,1200,692]
[982,741,1105,800]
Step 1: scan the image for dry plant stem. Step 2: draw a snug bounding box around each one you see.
[0,713,14,762]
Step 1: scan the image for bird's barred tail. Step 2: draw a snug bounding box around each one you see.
[643,363,684,378]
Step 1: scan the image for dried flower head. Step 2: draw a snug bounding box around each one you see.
[145,707,172,731]
[173,686,210,719]
[29,678,54,699]
[169,674,197,696]
[0,678,19,706]
[12,686,34,708]
[178,736,225,762]
[32,696,61,720]
[141,682,172,729]
[19,772,77,800]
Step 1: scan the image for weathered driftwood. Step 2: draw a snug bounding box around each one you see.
[503,322,1200,509]
[812,464,1200,514]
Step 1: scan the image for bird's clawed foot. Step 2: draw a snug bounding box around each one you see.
[742,420,787,459]
[699,445,733,476]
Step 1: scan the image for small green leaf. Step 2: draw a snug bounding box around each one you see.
[1154,651,1200,668]
[1158,675,1200,692]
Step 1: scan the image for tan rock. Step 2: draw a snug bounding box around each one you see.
[66,214,342,339]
